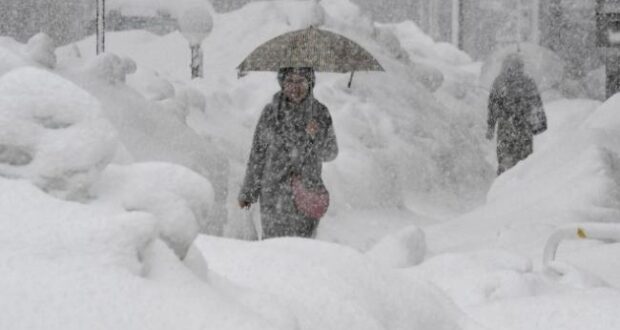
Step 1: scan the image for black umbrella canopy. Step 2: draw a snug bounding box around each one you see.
[238,26,384,73]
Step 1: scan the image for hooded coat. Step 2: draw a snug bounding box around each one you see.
[488,54,543,175]
[239,68,338,238]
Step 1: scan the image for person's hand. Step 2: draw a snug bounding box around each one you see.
[239,200,251,209]
[306,120,319,138]
[485,127,494,140]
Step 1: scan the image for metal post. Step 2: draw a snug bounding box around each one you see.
[531,0,541,44]
[597,0,620,99]
[543,223,620,270]
[190,44,203,79]
[451,0,461,48]
[457,0,465,50]
[96,0,105,55]
[605,48,620,98]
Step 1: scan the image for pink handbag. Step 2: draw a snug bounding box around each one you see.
[291,175,329,220]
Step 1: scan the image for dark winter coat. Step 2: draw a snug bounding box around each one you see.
[239,91,338,238]
[488,59,543,175]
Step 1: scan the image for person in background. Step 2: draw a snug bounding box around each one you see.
[486,53,547,175]
[238,67,338,238]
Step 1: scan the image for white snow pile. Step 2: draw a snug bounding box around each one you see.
[0,35,260,330]
[0,67,117,200]
[366,224,427,268]
[59,45,229,233]
[403,95,620,329]
[83,53,137,84]
[0,57,215,257]
[91,162,214,259]
[0,178,289,330]
[198,236,482,330]
[0,33,57,75]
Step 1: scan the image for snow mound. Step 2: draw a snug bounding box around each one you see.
[91,162,214,259]
[383,20,472,66]
[197,236,481,330]
[366,225,426,268]
[26,33,57,69]
[0,178,290,330]
[83,53,137,84]
[0,33,58,75]
[61,55,230,234]
[469,289,620,330]
[408,250,536,307]
[0,67,118,200]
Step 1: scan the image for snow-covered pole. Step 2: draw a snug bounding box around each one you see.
[531,0,541,44]
[190,44,203,79]
[96,0,105,55]
[179,7,213,79]
[451,0,462,48]
[542,223,620,268]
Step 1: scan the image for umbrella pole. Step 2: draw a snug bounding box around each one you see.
[348,71,355,88]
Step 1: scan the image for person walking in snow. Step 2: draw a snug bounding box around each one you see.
[486,53,546,175]
[238,67,338,239]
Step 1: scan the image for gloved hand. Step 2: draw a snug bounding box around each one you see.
[306,120,319,138]
[238,200,251,209]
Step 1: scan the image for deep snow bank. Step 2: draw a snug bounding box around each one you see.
[0,34,295,330]
[197,235,482,330]
[410,94,620,329]
[0,178,290,330]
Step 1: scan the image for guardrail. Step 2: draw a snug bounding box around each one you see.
[543,223,620,268]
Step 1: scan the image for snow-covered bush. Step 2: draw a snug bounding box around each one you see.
[179,6,213,45]
[1,35,57,75]
[144,76,175,101]
[177,86,206,113]
[0,67,118,200]
[0,177,289,330]
[91,162,214,259]
[408,250,535,307]
[0,41,30,76]
[26,33,57,69]
[198,236,482,330]
[84,53,137,84]
[366,225,426,268]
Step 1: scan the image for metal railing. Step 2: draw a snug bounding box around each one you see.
[543,223,620,268]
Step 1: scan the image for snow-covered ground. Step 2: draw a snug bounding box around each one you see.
[0,0,619,329]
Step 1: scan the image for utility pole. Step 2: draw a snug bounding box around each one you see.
[546,0,563,52]
[596,0,620,98]
[452,0,464,49]
[96,0,105,55]
[531,0,541,44]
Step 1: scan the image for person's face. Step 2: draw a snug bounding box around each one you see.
[282,73,310,104]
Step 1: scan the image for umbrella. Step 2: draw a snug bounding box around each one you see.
[238,26,384,87]
[479,42,565,92]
